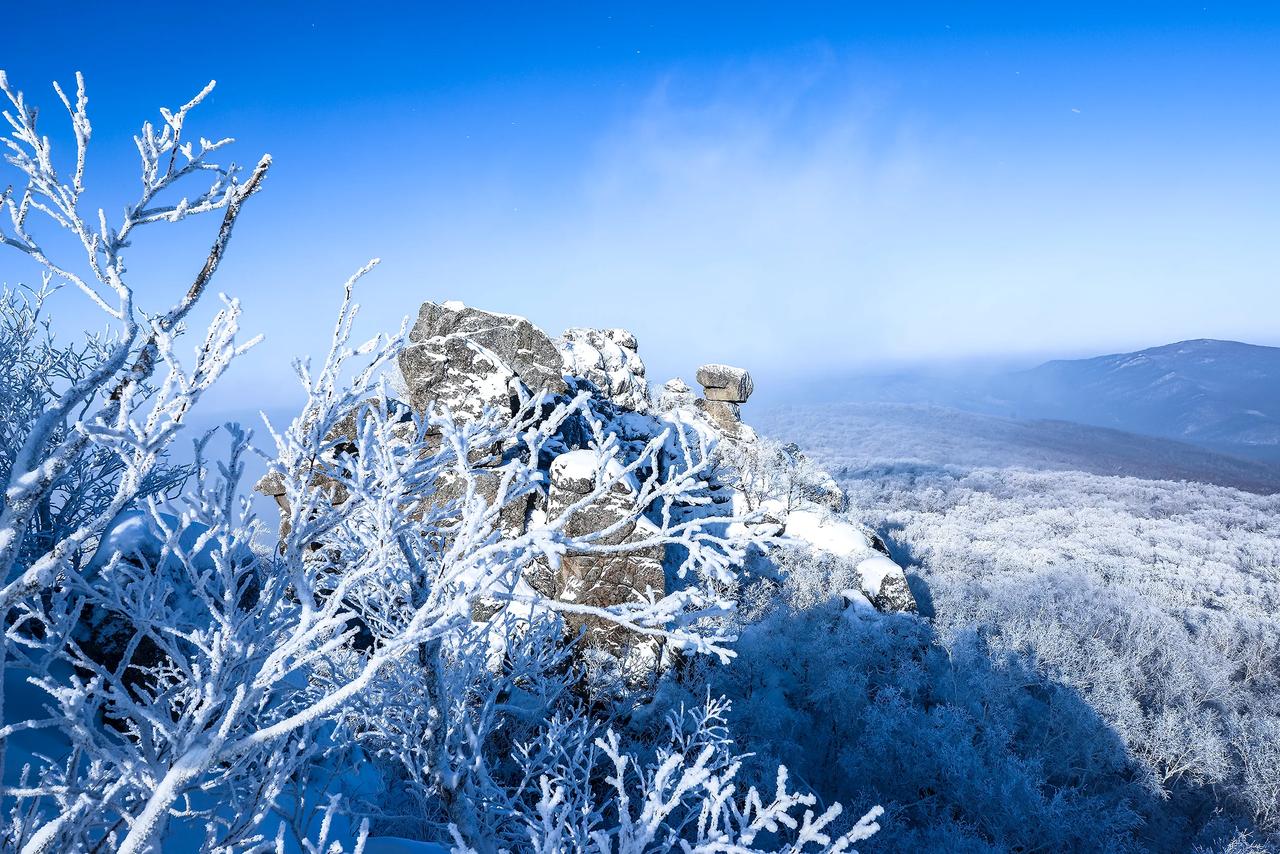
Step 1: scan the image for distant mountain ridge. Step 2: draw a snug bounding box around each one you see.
[757,402,1280,495]
[783,339,1280,464]
[996,339,1280,460]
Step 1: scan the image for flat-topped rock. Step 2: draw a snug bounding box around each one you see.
[695,363,753,403]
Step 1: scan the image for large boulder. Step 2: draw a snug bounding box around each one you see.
[854,555,917,614]
[695,364,753,403]
[408,300,567,396]
[399,335,521,420]
[557,327,649,411]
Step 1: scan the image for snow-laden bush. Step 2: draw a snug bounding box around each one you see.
[0,73,881,852]
[714,438,844,518]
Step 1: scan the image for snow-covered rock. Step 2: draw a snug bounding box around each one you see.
[855,554,916,613]
[658,377,696,412]
[80,510,258,678]
[841,587,878,615]
[784,509,917,614]
[783,508,872,557]
[696,363,754,403]
[399,334,522,420]
[549,448,639,496]
[546,450,664,654]
[268,294,910,646]
[405,300,566,399]
[557,327,649,411]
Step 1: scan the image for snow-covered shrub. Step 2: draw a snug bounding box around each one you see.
[0,73,881,853]
[715,438,844,518]
[509,697,881,853]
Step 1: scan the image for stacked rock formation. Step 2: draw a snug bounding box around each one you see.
[261,298,918,664]
[693,363,756,441]
[556,328,649,412]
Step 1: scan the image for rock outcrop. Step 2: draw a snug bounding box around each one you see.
[545,450,665,654]
[557,327,649,411]
[783,509,917,614]
[260,298,917,671]
[399,301,566,418]
[694,363,756,442]
[855,554,917,613]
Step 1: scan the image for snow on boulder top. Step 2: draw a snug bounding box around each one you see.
[854,554,901,598]
[783,508,871,558]
[855,554,917,613]
[695,364,753,403]
[550,449,639,495]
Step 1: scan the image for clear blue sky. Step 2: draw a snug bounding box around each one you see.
[3,2,1279,411]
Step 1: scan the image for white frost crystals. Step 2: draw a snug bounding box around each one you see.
[0,73,883,853]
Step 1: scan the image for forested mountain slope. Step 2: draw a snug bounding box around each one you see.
[759,402,1280,494]
[1002,339,1280,458]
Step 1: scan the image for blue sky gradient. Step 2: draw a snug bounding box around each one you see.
[3,2,1279,410]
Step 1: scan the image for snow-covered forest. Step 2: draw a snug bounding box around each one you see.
[1,69,1278,854]
[758,404,1280,852]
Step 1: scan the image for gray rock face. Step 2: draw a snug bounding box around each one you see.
[695,398,740,427]
[546,450,665,652]
[695,398,756,441]
[872,571,918,614]
[407,300,567,397]
[557,327,649,411]
[399,335,520,420]
[695,364,753,403]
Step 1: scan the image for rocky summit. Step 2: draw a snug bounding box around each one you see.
[263,300,916,660]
